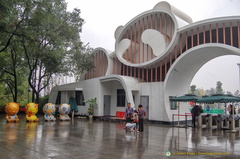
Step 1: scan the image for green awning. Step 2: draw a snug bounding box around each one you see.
[170,94,201,102]
[196,94,240,103]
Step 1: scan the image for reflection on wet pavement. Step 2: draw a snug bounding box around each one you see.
[0,115,239,158]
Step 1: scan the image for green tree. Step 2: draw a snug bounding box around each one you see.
[19,0,87,104]
[234,90,239,96]
[0,0,27,53]
[70,44,94,81]
[216,81,223,94]
[190,85,196,94]
[0,39,27,102]
[0,0,94,104]
[194,88,205,96]
[205,87,216,96]
[0,82,12,106]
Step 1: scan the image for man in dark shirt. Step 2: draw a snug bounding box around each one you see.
[229,104,236,115]
[138,104,145,132]
[191,105,200,127]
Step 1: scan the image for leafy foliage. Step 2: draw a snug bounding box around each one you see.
[216,81,223,94]
[0,0,94,104]
[190,81,225,96]
[190,85,196,94]
[85,98,97,115]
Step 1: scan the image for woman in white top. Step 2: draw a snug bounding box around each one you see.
[125,120,136,131]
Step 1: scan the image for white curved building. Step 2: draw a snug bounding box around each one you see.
[49,2,240,123]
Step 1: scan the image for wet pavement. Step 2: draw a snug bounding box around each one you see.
[0,115,240,159]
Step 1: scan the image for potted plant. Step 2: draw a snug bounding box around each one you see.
[85,98,97,120]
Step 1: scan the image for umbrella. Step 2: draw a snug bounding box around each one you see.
[69,97,78,119]
[170,94,201,102]
[170,94,201,127]
[69,97,78,112]
[196,94,240,114]
[196,94,240,103]
[196,94,240,132]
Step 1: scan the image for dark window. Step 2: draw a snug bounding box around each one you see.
[117,89,125,107]
[225,27,231,45]
[205,30,210,43]
[218,28,223,43]
[232,27,238,47]
[56,91,61,105]
[212,29,216,43]
[199,32,204,45]
[193,34,198,47]
[169,96,177,110]
[187,36,192,48]
[76,91,85,106]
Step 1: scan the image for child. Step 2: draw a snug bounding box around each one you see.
[132,110,139,131]
[125,120,136,131]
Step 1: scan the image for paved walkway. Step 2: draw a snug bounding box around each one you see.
[0,115,239,159]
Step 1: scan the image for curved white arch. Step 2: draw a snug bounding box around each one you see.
[164,44,240,121]
[114,25,124,40]
[153,1,192,24]
[117,38,131,57]
[115,10,178,67]
[80,47,113,80]
[99,75,139,106]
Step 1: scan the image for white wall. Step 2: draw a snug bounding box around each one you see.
[140,82,166,121]
[49,76,188,122]
[100,80,126,116]
[48,78,101,115]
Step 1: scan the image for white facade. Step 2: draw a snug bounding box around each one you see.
[49,2,240,123]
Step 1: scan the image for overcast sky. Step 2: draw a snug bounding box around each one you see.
[66,0,240,93]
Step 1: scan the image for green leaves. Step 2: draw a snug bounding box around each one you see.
[85,98,97,115]
[0,0,94,104]
[216,81,223,94]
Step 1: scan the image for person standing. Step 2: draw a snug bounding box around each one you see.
[132,110,139,131]
[229,104,236,115]
[199,105,204,113]
[191,105,200,127]
[206,105,210,114]
[138,104,145,132]
[125,103,134,123]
